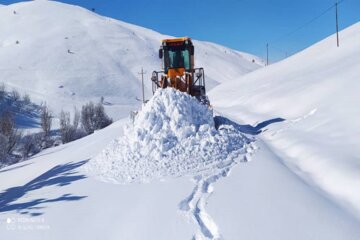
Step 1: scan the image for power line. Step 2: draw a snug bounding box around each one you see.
[269,44,287,53]
[266,0,346,63]
[271,1,344,44]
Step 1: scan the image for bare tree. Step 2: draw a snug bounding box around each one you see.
[0,83,6,101]
[10,89,20,103]
[0,111,22,154]
[0,133,7,162]
[94,103,112,130]
[20,93,32,112]
[73,107,80,130]
[59,109,80,143]
[81,102,95,134]
[40,104,52,137]
[21,135,33,160]
[60,110,70,143]
[7,129,22,155]
[81,101,112,134]
[0,112,15,136]
[22,93,31,105]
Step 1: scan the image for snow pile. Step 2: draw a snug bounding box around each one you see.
[87,88,249,183]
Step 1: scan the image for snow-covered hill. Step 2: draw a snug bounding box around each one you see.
[209,22,360,220]
[0,0,263,119]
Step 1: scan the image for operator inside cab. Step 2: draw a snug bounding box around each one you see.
[160,38,194,74]
[166,49,188,70]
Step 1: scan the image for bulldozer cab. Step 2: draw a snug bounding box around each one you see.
[160,38,194,73]
[151,37,210,105]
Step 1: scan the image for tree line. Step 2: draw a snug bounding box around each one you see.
[0,83,112,167]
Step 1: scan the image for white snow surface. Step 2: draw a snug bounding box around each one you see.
[86,88,249,183]
[0,0,263,120]
[1,115,359,240]
[209,22,360,220]
[0,1,360,239]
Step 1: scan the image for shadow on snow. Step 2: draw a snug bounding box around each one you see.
[214,116,285,135]
[0,160,88,217]
[0,162,33,174]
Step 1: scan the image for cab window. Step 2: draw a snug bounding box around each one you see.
[165,49,190,71]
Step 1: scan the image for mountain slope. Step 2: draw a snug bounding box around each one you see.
[0,1,263,119]
[209,22,360,220]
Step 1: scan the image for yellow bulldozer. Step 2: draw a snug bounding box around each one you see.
[151,37,210,105]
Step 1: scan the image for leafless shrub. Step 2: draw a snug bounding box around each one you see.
[21,133,42,160]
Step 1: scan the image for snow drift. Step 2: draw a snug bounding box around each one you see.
[209,22,360,219]
[86,88,249,183]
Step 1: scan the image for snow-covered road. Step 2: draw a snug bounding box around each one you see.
[209,139,360,240]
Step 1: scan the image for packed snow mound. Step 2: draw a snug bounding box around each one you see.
[86,88,249,183]
[133,88,214,142]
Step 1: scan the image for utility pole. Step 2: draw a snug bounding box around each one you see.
[138,67,146,104]
[335,1,340,47]
[266,43,269,66]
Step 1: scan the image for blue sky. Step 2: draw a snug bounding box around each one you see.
[2,0,360,61]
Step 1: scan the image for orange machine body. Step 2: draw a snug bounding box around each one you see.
[151,37,210,105]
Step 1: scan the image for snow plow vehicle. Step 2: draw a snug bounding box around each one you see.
[151,37,210,105]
